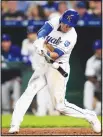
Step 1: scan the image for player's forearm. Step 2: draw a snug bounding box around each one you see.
[33,23,53,51]
[47,47,64,60]
[48,51,59,60]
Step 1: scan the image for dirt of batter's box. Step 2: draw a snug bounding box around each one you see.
[2,128,102,136]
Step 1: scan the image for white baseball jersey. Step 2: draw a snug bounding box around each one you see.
[22,17,77,73]
[85,55,101,81]
[45,16,77,63]
[21,39,40,70]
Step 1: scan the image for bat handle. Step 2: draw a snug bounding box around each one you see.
[58,67,68,77]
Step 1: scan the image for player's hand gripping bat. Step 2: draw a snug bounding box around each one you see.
[41,49,68,77]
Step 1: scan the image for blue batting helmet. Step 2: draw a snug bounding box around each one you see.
[93,40,102,50]
[60,9,79,27]
[27,25,37,34]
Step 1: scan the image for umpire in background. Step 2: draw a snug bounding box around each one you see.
[1,34,22,114]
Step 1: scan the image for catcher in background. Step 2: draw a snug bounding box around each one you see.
[83,40,102,115]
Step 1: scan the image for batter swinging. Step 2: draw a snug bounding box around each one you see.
[9,9,101,134]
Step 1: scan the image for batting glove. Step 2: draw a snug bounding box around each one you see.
[33,37,45,49]
[33,38,45,55]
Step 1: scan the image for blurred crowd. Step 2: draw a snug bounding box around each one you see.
[2,1,102,21]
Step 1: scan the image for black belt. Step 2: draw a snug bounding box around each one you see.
[50,60,68,77]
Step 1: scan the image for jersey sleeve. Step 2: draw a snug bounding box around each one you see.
[85,60,95,77]
[21,39,29,55]
[46,16,60,29]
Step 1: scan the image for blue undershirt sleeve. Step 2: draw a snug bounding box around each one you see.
[53,48,64,57]
[37,22,53,39]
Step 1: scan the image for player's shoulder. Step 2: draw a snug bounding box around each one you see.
[11,44,20,49]
[64,27,77,44]
[47,16,60,28]
[87,55,96,64]
[72,28,77,37]
[22,39,30,47]
[49,16,60,22]
[22,38,29,44]
[11,45,21,53]
[67,27,77,38]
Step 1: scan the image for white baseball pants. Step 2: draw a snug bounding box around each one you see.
[2,77,21,114]
[83,80,101,115]
[10,60,90,127]
[36,84,59,116]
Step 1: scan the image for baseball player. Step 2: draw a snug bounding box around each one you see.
[1,34,21,114]
[9,9,101,134]
[83,40,102,115]
[21,25,59,116]
[21,25,37,68]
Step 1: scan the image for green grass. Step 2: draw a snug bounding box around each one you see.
[2,115,102,128]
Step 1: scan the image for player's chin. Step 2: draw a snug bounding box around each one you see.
[61,29,69,33]
[63,30,68,33]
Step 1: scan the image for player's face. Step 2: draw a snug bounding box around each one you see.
[27,33,37,42]
[60,23,71,33]
[76,8,86,16]
[95,49,102,59]
[1,41,11,52]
